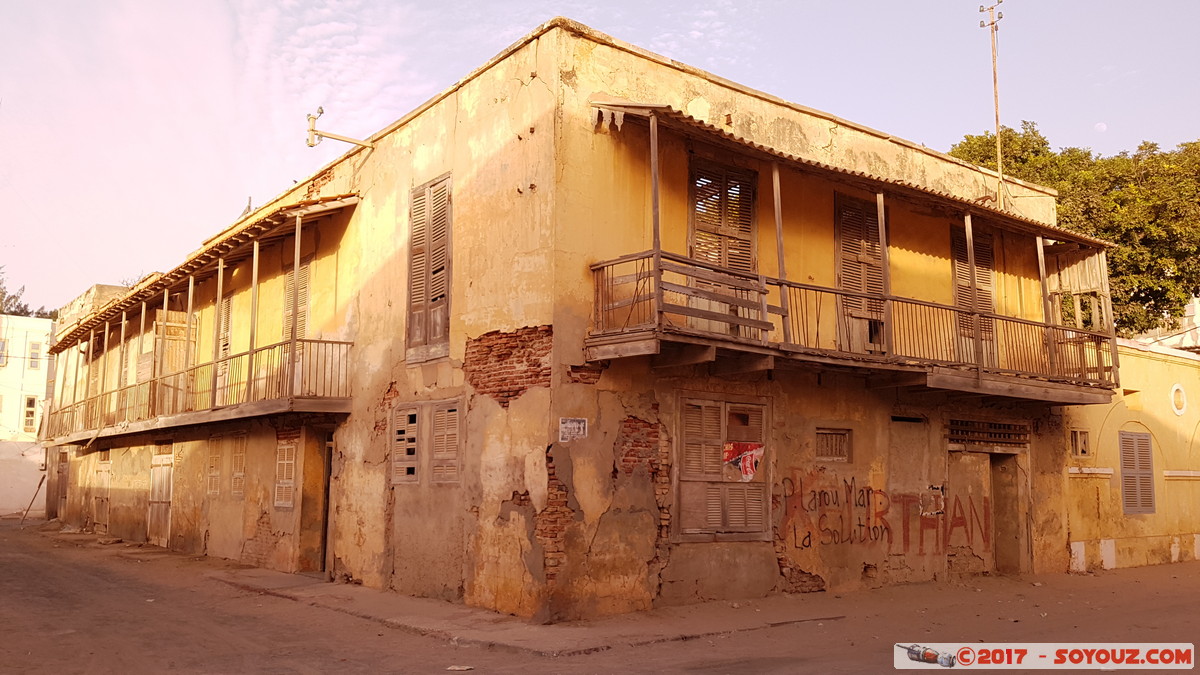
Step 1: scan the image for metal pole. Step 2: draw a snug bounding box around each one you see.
[981,3,1005,210]
[772,162,792,345]
[248,240,260,403]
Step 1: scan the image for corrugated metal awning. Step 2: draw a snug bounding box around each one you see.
[52,194,359,353]
[592,102,1112,250]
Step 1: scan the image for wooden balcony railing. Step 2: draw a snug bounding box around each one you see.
[591,250,1116,387]
[46,338,352,439]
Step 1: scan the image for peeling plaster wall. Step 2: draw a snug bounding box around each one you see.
[1061,342,1200,571]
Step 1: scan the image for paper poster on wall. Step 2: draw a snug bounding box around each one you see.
[723,442,764,481]
[559,417,588,443]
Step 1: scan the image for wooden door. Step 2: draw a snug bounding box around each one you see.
[836,194,885,354]
[148,451,173,548]
[154,310,190,414]
[94,465,111,535]
[945,451,994,576]
[55,450,68,518]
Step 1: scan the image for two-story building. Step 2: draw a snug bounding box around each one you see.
[42,18,1121,621]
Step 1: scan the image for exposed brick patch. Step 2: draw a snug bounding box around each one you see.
[773,540,827,593]
[617,414,661,477]
[534,445,571,586]
[567,363,605,385]
[304,169,334,199]
[464,326,553,407]
[242,512,275,568]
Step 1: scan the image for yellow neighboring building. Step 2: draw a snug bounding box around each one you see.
[42,19,1128,621]
[1062,340,1200,570]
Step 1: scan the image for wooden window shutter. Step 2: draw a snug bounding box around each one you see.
[408,177,452,351]
[837,195,883,313]
[283,261,310,340]
[952,232,995,336]
[681,399,724,479]
[431,404,460,483]
[274,436,297,507]
[724,483,768,532]
[392,407,419,484]
[689,161,757,272]
[218,296,232,359]
[230,433,247,497]
[1119,430,1155,514]
[207,440,222,496]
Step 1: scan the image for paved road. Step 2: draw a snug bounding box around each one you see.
[2,520,1197,674]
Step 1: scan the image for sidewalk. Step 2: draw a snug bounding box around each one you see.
[206,566,846,657]
[37,522,1200,660]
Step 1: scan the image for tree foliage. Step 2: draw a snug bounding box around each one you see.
[0,267,57,319]
[949,123,1200,335]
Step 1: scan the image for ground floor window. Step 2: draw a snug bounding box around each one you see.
[677,397,768,537]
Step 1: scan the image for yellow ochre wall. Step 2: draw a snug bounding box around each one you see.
[1061,341,1200,571]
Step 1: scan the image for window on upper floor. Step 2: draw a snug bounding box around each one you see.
[1070,429,1091,457]
[28,342,41,370]
[1119,430,1155,515]
[0,338,8,366]
[407,176,451,362]
[283,258,311,342]
[677,397,769,538]
[689,159,757,272]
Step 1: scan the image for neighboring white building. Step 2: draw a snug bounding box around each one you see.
[1137,297,1200,353]
[0,314,55,441]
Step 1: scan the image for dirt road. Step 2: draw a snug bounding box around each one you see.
[2,519,1196,673]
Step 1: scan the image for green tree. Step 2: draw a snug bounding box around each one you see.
[949,124,1200,335]
[0,267,57,319]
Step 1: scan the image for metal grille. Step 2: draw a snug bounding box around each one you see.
[816,428,851,461]
[947,419,1030,448]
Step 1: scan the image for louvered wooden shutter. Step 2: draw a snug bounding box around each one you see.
[274,439,296,507]
[230,433,246,496]
[682,399,724,479]
[207,441,221,496]
[1119,430,1155,514]
[952,232,995,337]
[837,195,883,314]
[690,162,756,272]
[725,483,768,531]
[392,407,419,484]
[431,405,460,483]
[218,296,231,359]
[408,177,452,350]
[283,261,310,340]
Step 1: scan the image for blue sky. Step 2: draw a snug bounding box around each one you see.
[1,0,1196,310]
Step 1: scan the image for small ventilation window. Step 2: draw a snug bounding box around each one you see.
[815,428,851,461]
[1070,429,1090,457]
[947,419,1030,450]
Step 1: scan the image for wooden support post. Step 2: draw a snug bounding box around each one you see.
[964,213,983,378]
[100,321,110,403]
[86,327,95,428]
[876,192,892,355]
[652,344,717,369]
[211,257,224,409]
[70,333,81,408]
[118,311,127,421]
[1098,248,1120,387]
[183,275,194,409]
[289,216,301,398]
[772,162,792,345]
[1035,235,1058,376]
[247,241,260,403]
[649,113,664,328]
[711,354,774,376]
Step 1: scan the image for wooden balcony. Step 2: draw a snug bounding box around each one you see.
[587,251,1116,404]
[44,338,352,445]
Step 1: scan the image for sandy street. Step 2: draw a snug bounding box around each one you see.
[2,519,1196,674]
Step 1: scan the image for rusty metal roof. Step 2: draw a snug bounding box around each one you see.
[52,194,359,353]
[593,102,1112,249]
